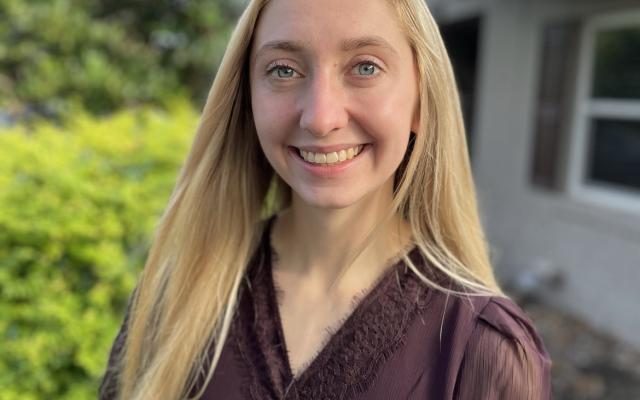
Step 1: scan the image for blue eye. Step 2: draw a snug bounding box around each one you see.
[357,62,377,76]
[267,64,298,79]
[353,60,382,78]
[275,66,295,78]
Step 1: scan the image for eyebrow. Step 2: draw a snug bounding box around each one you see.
[253,35,399,62]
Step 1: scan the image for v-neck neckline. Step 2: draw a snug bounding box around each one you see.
[261,214,421,393]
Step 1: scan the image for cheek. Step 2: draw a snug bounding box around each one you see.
[251,91,295,145]
[353,85,414,169]
[356,85,415,143]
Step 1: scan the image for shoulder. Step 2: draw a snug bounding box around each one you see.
[474,296,548,353]
[454,295,553,399]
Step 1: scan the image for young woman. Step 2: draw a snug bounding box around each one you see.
[100,0,552,398]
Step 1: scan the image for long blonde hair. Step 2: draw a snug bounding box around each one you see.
[114,0,505,398]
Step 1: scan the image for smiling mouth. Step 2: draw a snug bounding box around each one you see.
[290,144,370,165]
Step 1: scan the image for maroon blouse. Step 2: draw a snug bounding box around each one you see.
[100,215,553,399]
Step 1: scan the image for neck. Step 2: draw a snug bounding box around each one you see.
[270,182,413,294]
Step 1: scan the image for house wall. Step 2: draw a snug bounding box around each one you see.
[427,0,640,348]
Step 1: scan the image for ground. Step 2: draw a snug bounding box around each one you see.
[515,295,640,400]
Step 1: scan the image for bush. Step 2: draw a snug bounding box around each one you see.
[0,99,197,399]
[0,0,237,119]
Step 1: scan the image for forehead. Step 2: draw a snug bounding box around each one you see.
[251,0,409,57]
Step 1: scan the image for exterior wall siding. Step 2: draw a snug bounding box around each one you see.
[428,0,640,348]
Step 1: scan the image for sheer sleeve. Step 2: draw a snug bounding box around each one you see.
[454,297,552,400]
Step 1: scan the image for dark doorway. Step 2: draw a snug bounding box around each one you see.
[440,17,481,160]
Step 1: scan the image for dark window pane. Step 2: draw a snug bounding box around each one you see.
[441,17,480,159]
[587,118,640,191]
[592,27,640,99]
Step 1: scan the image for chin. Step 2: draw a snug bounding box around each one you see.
[297,190,361,210]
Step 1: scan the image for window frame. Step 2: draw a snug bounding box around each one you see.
[567,9,640,214]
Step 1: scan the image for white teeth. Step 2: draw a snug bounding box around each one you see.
[338,149,347,162]
[299,145,365,165]
[346,147,354,159]
[326,152,339,163]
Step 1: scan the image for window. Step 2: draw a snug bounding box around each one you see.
[567,10,640,212]
[440,17,481,161]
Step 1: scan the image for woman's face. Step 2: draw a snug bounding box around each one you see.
[249,0,420,209]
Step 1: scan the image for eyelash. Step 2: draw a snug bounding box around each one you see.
[266,59,383,80]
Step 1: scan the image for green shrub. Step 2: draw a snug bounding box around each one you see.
[0,99,197,399]
[0,0,236,118]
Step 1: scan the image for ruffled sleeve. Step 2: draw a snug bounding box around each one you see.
[454,297,553,399]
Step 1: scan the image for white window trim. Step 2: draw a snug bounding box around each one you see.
[567,9,640,215]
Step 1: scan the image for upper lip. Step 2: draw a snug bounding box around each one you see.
[292,143,368,153]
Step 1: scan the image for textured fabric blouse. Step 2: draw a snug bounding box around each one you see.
[100,215,553,399]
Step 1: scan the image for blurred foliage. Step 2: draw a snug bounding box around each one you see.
[0,0,241,120]
[0,99,198,399]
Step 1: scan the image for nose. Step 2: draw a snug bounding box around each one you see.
[299,71,349,137]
